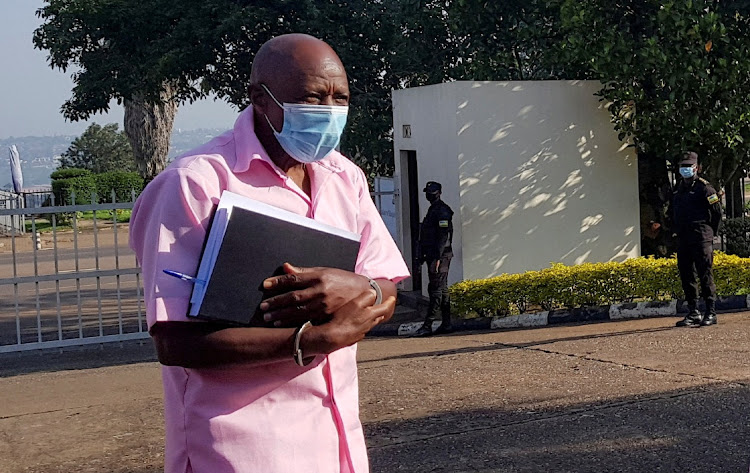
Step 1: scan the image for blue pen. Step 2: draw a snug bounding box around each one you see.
[163,269,205,285]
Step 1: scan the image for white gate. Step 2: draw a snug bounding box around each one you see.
[0,192,147,353]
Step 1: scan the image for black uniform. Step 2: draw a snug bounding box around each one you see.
[419,198,454,331]
[671,177,722,319]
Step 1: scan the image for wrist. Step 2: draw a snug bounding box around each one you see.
[293,322,316,366]
[298,323,327,358]
[365,277,383,305]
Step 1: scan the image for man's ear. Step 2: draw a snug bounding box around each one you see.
[249,84,267,112]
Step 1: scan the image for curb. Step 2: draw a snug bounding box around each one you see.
[368,295,749,337]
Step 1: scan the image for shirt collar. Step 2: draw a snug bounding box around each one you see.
[231,105,347,177]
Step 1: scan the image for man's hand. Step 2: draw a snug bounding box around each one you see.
[302,291,397,355]
[259,263,374,327]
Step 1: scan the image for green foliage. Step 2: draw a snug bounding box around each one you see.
[51,173,96,205]
[51,168,142,205]
[447,0,589,81]
[59,123,136,173]
[32,0,589,177]
[93,172,144,202]
[719,217,750,257]
[451,253,750,316]
[559,0,750,187]
[49,168,91,180]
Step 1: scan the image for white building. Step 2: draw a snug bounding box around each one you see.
[391,81,640,292]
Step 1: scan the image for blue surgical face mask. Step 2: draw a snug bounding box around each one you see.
[261,84,348,163]
[679,166,696,178]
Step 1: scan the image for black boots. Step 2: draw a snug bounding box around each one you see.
[676,310,702,327]
[414,325,433,337]
[676,300,717,327]
[433,322,454,334]
[676,300,702,327]
[701,299,717,326]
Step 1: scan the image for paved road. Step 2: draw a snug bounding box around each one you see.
[0,313,749,472]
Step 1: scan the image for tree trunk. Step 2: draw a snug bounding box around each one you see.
[123,83,178,182]
[724,177,744,219]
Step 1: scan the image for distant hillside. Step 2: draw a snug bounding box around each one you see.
[0,127,229,190]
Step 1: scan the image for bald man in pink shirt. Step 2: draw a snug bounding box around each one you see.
[129,34,409,473]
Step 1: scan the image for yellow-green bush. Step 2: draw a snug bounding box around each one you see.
[451,253,750,317]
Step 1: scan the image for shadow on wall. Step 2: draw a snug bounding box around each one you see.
[456,81,638,276]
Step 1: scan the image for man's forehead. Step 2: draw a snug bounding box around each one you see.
[252,35,346,84]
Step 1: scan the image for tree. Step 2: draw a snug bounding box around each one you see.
[446,0,588,81]
[59,123,136,174]
[32,0,471,182]
[560,0,750,190]
[34,1,183,181]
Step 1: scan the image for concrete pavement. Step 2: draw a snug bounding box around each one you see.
[1,311,749,472]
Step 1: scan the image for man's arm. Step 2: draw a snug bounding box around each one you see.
[707,188,722,235]
[434,207,453,258]
[151,291,396,369]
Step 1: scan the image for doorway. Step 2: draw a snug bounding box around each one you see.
[405,150,422,290]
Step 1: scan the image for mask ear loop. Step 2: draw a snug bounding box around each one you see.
[260,84,284,134]
[260,84,284,109]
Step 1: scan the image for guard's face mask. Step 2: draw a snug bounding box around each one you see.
[261,84,348,163]
[426,192,439,203]
[679,165,696,179]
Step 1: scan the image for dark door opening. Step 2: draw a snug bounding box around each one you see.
[406,150,421,289]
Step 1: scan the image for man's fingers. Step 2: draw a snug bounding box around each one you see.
[262,265,312,291]
[262,264,330,290]
[261,293,323,319]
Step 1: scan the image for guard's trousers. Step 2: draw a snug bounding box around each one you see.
[425,256,452,325]
[676,241,716,305]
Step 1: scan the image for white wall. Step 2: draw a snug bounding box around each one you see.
[393,80,640,288]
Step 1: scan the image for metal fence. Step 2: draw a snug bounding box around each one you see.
[0,191,146,353]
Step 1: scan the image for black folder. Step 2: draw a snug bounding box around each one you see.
[188,191,361,325]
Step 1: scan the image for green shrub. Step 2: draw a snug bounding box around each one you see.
[51,168,143,205]
[451,253,750,317]
[50,168,92,180]
[719,217,750,257]
[51,174,97,205]
[93,172,144,203]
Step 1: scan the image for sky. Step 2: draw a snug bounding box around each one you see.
[0,0,240,139]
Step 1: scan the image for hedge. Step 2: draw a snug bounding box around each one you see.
[719,217,750,257]
[450,253,750,317]
[51,169,144,204]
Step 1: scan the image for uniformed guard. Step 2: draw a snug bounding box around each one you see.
[671,151,722,327]
[415,181,454,337]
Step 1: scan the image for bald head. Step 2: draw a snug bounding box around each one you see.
[250,34,346,87]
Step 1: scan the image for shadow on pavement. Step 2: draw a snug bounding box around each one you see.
[0,339,157,378]
[366,383,750,473]
[368,326,675,364]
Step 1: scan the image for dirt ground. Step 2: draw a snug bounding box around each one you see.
[1,312,750,473]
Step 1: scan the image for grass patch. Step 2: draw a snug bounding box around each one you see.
[24,210,132,233]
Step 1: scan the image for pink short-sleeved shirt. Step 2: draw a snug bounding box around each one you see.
[129,106,409,473]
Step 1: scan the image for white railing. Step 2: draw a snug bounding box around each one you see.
[0,191,146,352]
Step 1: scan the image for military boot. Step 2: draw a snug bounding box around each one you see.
[433,320,454,335]
[413,325,433,337]
[701,299,717,326]
[676,301,702,327]
[434,296,454,334]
